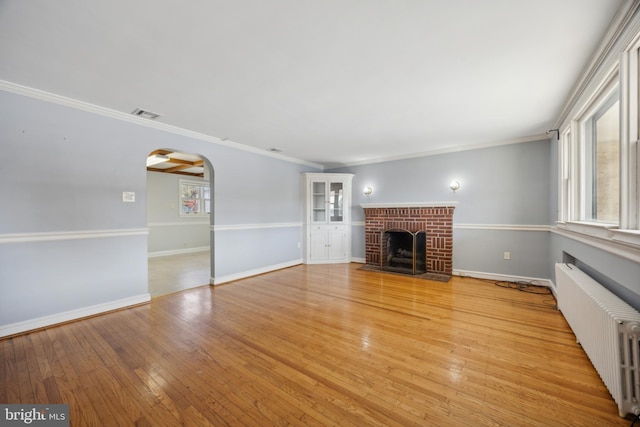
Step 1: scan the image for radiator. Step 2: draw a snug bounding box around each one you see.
[556,263,640,417]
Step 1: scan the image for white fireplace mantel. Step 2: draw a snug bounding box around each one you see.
[360,202,458,208]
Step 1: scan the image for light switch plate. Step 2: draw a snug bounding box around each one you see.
[122,191,136,202]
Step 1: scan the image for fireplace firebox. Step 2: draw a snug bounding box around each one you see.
[381,229,427,275]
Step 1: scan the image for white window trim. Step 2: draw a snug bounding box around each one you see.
[552,225,640,264]
[560,65,619,224]
[579,81,619,225]
[620,30,640,230]
[558,126,575,223]
[179,178,210,217]
[556,30,640,250]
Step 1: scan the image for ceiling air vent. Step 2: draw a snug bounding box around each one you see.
[131,108,161,120]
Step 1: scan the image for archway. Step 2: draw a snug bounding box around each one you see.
[145,149,214,297]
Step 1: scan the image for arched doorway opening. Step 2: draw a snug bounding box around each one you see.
[145,149,214,297]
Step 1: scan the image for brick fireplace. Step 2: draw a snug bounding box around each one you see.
[362,203,456,276]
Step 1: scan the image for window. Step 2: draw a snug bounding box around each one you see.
[584,91,620,224]
[557,28,640,246]
[180,179,210,216]
[560,70,620,226]
[622,32,640,230]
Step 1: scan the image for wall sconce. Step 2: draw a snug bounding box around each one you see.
[449,181,460,193]
[363,186,373,197]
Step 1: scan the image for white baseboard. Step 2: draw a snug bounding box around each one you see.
[0,294,151,338]
[148,246,210,258]
[212,259,303,285]
[351,257,366,263]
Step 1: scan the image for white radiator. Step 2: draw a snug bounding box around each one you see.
[556,263,640,417]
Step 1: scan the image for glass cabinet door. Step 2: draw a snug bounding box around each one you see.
[310,179,346,224]
[328,181,344,222]
[311,181,326,223]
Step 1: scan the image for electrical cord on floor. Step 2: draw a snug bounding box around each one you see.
[461,275,558,308]
[494,280,551,295]
[630,413,640,427]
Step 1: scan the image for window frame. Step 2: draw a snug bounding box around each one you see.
[179,178,211,217]
[620,30,640,230]
[557,29,640,249]
[580,82,620,225]
[560,66,619,225]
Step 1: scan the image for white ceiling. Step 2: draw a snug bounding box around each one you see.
[0,0,623,168]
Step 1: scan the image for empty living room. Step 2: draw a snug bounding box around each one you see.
[2,1,640,425]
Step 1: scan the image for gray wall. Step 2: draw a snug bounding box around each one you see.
[331,139,552,280]
[147,170,210,254]
[0,89,318,331]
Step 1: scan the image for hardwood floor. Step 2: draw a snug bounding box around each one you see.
[0,263,630,426]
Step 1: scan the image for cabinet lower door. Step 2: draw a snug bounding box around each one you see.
[309,230,329,261]
[309,228,347,262]
[327,229,346,260]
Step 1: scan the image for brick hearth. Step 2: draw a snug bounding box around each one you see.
[362,203,455,276]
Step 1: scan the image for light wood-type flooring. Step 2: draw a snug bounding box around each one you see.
[148,251,210,298]
[0,263,631,426]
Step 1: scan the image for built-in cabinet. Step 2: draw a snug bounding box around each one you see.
[302,173,354,264]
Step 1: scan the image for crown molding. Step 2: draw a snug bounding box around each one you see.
[0,80,323,170]
[331,133,550,168]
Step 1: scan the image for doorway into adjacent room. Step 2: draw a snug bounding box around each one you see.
[145,149,214,297]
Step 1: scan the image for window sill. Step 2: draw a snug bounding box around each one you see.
[555,221,640,251]
[556,220,617,238]
[610,228,640,247]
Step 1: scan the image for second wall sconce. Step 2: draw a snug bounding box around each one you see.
[363,186,373,196]
[449,181,460,193]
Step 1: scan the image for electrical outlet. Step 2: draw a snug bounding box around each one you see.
[504,251,511,260]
